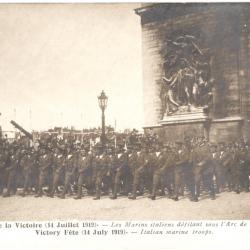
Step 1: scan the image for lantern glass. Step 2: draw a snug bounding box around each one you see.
[98,90,108,110]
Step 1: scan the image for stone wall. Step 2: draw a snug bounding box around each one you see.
[145,122,208,143]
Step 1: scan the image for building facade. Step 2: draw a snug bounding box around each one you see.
[135,3,250,142]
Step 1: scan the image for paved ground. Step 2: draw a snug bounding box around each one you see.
[0,191,250,220]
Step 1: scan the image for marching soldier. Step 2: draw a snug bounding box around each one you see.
[219,143,233,191]
[109,150,120,199]
[126,146,138,194]
[202,143,216,200]
[229,143,241,193]
[148,146,168,200]
[0,147,8,195]
[243,144,250,192]
[47,147,65,198]
[19,148,35,197]
[35,147,53,197]
[93,150,111,200]
[192,140,215,201]
[145,147,158,195]
[238,143,249,193]
[60,148,77,199]
[110,148,129,199]
[214,142,226,193]
[3,147,20,197]
[74,150,93,199]
[172,141,189,201]
[181,138,195,201]
[128,146,149,200]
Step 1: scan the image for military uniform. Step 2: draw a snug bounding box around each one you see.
[126,149,138,194]
[109,153,120,199]
[238,146,249,192]
[0,149,8,195]
[228,145,241,193]
[110,151,130,199]
[93,152,110,200]
[243,146,250,192]
[128,149,149,199]
[60,152,76,198]
[145,150,158,194]
[191,142,215,201]
[35,149,53,197]
[48,150,65,197]
[213,144,226,193]
[173,143,190,201]
[218,147,232,190]
[201,146,215,199]
[19,150,35,196]
[74,152,92,199]
[149,149,169,200]
[3,149,20,197]
[181,144,194,201]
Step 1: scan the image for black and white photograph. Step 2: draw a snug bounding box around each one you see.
[0,2,250,222]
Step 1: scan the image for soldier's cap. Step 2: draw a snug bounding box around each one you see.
[210,144,217,148]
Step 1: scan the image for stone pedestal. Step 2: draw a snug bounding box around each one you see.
[144,114,243,143]
[145,108,210,142]
[160,107,208,125]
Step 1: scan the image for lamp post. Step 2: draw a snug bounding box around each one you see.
[98,90,108,150]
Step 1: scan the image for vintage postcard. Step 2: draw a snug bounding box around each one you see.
[0,2,249,250]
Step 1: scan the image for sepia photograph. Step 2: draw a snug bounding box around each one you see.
[0,2,250,221]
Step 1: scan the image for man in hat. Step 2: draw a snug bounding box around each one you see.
[192,139,215,201]
[126,146,139,195]
[60,147,78,199]
[3,146,20,197]
[145,146,158,195]
[110,147,129,199]
[148,145,169,200]
[128,146,149,200]
[172,141,190,201]
[0,147,8,195]
[35,147,53,197]
[74,149,93,199]
[242,144,250,192]
[214,142,233,192]
[109,149,120,199]
[47,147,66,198]
[93,150,111,200]
[228,143,241,193]
[19,148,35,197]
[237,143,249,193]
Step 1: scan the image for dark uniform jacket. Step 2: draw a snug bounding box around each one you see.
[78,153,92,173]
[38,152,53,172]
[128,151,138,176]
[52,153,65,174]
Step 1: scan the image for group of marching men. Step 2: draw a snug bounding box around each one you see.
[0,136,249,202]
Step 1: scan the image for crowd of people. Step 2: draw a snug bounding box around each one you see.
[0,129,249,202]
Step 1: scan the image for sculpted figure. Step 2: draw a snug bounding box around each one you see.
[161,34,214,116]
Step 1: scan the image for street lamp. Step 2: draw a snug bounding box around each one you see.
[98,90,108,149]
